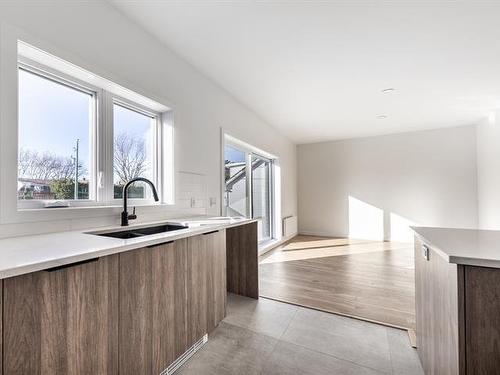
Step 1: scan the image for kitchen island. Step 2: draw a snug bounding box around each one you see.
[413,227,500,375]
[0,216,258,375]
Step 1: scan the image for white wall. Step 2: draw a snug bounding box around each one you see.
[0,1,297,238]
[298,125,478,241]
[477,112,500,230]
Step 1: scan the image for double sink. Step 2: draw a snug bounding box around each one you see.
[91,217,243,240]
[95,223,188,239]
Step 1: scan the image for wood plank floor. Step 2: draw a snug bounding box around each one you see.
[259,236,415,330]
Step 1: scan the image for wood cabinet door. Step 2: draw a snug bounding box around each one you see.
[3,255,119,375]
[187,229,226,345]
[414,237,461,375]
[226,222,259,299]
[464,265,500,375]
[119,239,188,375]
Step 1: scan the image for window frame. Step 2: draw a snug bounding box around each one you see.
[16,57,165,210]
[250,153,274,242]
[17,59,101,210]
[223,137,276,242]
[108,96,162,205]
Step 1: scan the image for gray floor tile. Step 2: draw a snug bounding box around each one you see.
[262,341,386,375]
[177,321,278,375]
[281,307,392,373]
[225,293,298,339]
[386,328,424,375]
[177,296,423,375]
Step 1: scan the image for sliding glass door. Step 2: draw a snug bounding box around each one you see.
[224,143,273,242]
[224,145,249,217]
[251,155,272,241]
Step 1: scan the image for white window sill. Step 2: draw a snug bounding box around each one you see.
[17,202,173,213]
[0,202,178,225]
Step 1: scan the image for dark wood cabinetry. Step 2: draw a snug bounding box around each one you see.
[226,221,259,298]
[187,230,226,344]
[119,230,226,375]
[415,236,500,375]
[415,237,461,375]
[119,238,189,375]
[3,255,119,375]
[1,222,255,375]
[464,266,500,374]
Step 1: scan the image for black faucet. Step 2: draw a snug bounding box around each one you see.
[121,177,159,226]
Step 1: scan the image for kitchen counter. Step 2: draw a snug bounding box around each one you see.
[0,216,256,279]
[0,217,260,374]
[412,226,500,269]
[413,226,500,374]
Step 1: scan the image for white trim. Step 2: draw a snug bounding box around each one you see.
[101,90,114,203]
[221,132,278,241]
[17,63,100,209]
[219,127,226,216]
[110,96,161,202]
[250,153,274,242]
[298,230,348,238]
[18,40,170,113]
[161,111,174,205]
[258,233,297,256]
[0,30,176,224]
[245,151,252,218]
[224,133,278,160]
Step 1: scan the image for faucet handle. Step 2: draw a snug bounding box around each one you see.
[128,206,137,220]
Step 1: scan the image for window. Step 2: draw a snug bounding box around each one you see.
[224,141,275,242]
[251,155,272,241]
[113,103,156,199]
[224,145,248,217]
[16,42,172,210]
[18,68,94,201]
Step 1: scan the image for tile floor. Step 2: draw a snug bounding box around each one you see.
[177,294,423,375]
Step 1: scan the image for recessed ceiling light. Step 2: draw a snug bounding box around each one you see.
[377,115,388,119]
[381,88,395,93]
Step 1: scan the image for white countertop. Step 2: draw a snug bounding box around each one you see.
[0,216,256,279]
[412,226,500,268]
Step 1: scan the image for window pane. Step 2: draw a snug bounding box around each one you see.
[113,104,154,199]
[224,145,248,217]
[252,155,272,241]
[18,68,93,200]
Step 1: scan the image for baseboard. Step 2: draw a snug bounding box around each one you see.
[258,233,297,256]
[407,329,417,348]
[298,230,348,238]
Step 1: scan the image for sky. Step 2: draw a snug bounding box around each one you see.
[113,103,153,183]
[18,69,153,182]
[225,145,246,163]
[19,68,91,178]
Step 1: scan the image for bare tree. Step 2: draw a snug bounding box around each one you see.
[18,132,146,185]
[113,132,148,184]
[18,148,86,181]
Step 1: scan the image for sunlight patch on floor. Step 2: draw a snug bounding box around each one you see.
[260,236,413,265]
[280,237,372,251]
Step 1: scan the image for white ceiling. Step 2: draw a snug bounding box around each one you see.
[109,1,500,144]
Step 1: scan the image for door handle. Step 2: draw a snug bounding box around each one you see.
[147,240,174,248]
[45,257,99,272]
[422,244,430,261]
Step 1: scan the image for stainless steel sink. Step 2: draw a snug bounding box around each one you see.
[93,223,188,239]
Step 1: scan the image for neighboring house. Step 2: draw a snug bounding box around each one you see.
[17,178,90,200]
[17,178,55,200]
